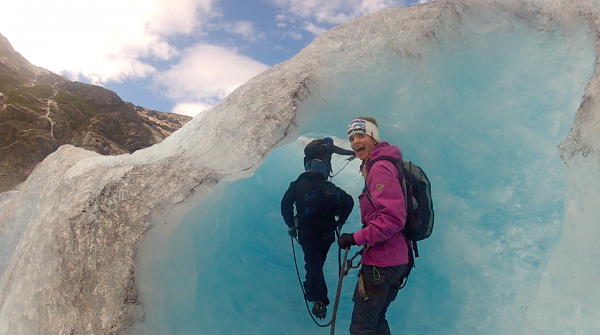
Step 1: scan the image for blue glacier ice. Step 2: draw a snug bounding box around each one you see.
[134,2,597,334]
[0,1,599,334]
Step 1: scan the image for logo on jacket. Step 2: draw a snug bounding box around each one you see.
[376,184,385,192]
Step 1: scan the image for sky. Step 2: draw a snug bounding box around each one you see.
[0,0,429,117]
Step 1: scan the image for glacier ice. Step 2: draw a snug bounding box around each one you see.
[0,0,599,334]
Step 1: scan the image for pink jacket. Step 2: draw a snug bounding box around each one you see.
[353,142,412,267]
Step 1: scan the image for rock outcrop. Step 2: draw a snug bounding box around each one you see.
[0,33,192,192]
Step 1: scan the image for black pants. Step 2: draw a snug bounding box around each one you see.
[349,263,411,335]
[298,228,335,306]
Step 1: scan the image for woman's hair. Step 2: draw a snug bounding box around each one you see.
[358,116,378,127]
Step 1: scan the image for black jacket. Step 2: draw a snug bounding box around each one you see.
[303,139,355,174]
[281,171,354,230]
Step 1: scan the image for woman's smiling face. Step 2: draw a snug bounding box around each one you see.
[349,133,377,161]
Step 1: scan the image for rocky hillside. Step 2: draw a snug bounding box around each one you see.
[0,33,192,193]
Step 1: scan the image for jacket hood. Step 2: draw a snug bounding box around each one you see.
[297,171,326,181]
[360,141,403,171]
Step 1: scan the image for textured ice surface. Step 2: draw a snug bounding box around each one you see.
[0,0,599,334]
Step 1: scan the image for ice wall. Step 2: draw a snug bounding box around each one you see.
[0,0,598,334]
[135,1,598,334]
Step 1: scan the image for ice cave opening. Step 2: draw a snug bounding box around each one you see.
[133,9,596,335]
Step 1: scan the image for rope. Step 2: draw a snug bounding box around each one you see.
[330,158,353,179]
[290,230,362,332]
[291,236,333,327]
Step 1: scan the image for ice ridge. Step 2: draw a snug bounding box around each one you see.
[0,0,598,334]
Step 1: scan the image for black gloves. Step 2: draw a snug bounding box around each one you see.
[288,226,297,238]
[338,233,356,249]
[336,220,345,229]
[346,155,356,161]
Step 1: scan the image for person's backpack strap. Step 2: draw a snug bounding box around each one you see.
[364,157,419,257]
[364,157,407,212]
[300,178,342,218]
[405,161,419,258]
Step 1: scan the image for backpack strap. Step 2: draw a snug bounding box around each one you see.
[412,241,419,258]
[394,238,416,290]
[365,157,408,213]
[364,157,419,258]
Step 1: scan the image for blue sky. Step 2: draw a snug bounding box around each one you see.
[0,0,427,116]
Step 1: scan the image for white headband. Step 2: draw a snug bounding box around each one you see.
[347,119,379,142]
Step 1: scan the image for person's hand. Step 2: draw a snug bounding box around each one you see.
[288,226,297,238]
[336,220,345,229]
[346,155,356,161]
[338,233,356,249]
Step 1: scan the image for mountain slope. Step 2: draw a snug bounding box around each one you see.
[0,33,191,192]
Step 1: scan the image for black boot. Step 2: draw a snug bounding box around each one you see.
[311,301,327,319]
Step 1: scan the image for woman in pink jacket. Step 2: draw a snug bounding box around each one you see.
[338,117,413,335]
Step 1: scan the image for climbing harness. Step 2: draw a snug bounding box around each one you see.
[290,230,364,334]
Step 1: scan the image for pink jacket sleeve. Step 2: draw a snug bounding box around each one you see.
[353,161,406,246]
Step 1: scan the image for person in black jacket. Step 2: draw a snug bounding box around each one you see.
[281,159,354,319]
[304,137,355,177]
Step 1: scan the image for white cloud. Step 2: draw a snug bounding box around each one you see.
[285,32,304,40]
[276,14,296,23]
[303,22,327,36]
[271,0,403,26]
[0,0,214,83]
[171,102,212,117]
[224,21,264,42]
[155,44,270,106]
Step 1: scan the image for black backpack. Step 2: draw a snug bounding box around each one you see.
[304,139,331,167]
[298,180,342,218]
[304,139,326,158]
[365,157,434,256]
